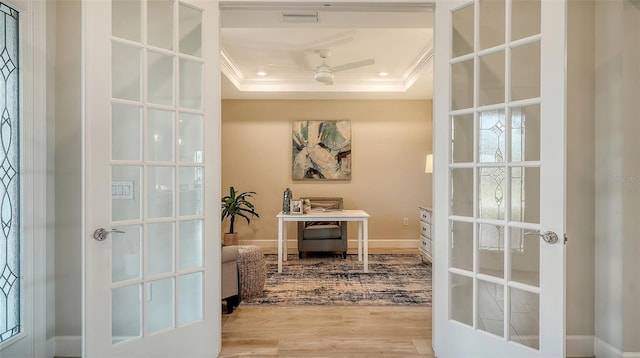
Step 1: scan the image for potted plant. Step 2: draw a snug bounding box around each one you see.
[221,186,260,245]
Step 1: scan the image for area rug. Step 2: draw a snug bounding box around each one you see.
[241,253,432,306]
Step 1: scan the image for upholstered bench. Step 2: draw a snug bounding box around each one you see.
[236,245,266,298]
[221,245,240,314]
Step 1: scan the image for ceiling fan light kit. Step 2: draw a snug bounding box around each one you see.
[315,69,334,84]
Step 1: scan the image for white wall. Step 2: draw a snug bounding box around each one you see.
[54,0,82,338]
[47,0,57,342]
[595,0,640,354]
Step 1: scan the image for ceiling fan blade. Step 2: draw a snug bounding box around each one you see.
[266,63,314,72]
[300,29,356,51]
[331,58,375,72]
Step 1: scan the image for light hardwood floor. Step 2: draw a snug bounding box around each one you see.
[220,305,434,357]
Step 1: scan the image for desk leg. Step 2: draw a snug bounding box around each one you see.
[283,222,288,262]
[277,218,283,273]
[364,218,369,273]
[357,221,363,261]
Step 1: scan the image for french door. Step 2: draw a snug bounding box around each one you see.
[82,0,221,356]
[433,0,566,356]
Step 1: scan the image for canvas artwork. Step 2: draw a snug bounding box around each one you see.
[292,120,351,180]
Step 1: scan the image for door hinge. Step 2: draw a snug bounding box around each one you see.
[564,234,568,244]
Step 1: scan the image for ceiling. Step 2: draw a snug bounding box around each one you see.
[220,3,434,100]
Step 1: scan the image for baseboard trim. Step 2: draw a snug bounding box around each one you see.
[49,336,81,357]
[567,335,594,357]
[595,336,623,358]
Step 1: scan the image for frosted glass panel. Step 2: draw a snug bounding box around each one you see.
[146,278,174,334]
[112,43,141,101]
[112,166,142,221]
[452,168,473,217]
[147,109,174,162]
[512,0,540,41]
[112,0,141,42]
[179,59,202,110]
[179,220,203,270]
[450,274,473,326]
[479,51,505,106]
[112,225,142,283]
[478,280,504,338]
[147,222,174,276]
[452,4,474,58]
[511,41,541,101]
[451,60,474,110]
[450,221,473,271]
[148,0,173,50]
[179,4,202,57]
[511,167,540,224]
[510,288,539,349]
[178,113,203,163]
[112,284,141,344]
[479,0,505,50]
[478,224,505,278]
[112,103,141,161]
[147,51,174,106]
[0,3,20,343]
[179,167,203,216]
[479,167,506,220]
[147,166,174,219]
[452,114,474,163]
[511,105,540,162]
[479,110,506,163]
[512,228,540,287]
[178,272,203,325]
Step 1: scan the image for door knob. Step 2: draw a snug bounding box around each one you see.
[93,228,125,241]
[525,230,559,244]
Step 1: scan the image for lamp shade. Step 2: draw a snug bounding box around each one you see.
[425,154,433,173]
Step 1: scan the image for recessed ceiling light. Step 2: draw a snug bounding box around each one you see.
[257,71,267,77]
[378,72,389,77]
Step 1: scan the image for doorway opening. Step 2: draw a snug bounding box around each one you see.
[218,2,435,355]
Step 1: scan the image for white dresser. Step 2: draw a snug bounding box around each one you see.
[419,206,432,264]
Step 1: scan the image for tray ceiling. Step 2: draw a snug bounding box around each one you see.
[220,4,434,100]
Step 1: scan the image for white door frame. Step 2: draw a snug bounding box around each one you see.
[0,0,48,356]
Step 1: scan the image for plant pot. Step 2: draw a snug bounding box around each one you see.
[223,233,239,246]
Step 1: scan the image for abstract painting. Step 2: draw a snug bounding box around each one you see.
[292,120,351,180]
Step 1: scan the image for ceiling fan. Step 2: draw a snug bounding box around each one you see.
[268,49,375,85]
[311,49,375,85]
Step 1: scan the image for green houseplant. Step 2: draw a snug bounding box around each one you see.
[221,186,260,245]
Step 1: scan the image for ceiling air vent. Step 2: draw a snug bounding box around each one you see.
[281,12,319,23]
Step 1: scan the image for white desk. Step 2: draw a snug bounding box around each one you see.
[276,210,370,273]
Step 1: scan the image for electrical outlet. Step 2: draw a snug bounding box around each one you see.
[403,218,409,226]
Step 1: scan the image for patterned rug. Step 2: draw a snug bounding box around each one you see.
[241,253,432,306]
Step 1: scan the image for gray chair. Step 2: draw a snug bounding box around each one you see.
[221,245,240,313]
[297,197,348,259]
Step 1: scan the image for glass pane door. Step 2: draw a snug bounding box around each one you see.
[110,0,205,344]
[434,0,566,356]
[84,0,219,356]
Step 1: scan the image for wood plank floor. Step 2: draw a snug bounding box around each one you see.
[220,305,434,357]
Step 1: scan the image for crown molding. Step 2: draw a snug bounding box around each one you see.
[220,42,433,93]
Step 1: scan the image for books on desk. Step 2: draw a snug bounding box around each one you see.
[308,208,343,213]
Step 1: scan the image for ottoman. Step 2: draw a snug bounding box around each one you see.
[236,245,266,298]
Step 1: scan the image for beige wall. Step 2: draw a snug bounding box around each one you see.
[567,0,596,338]
[222,99,432,250]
